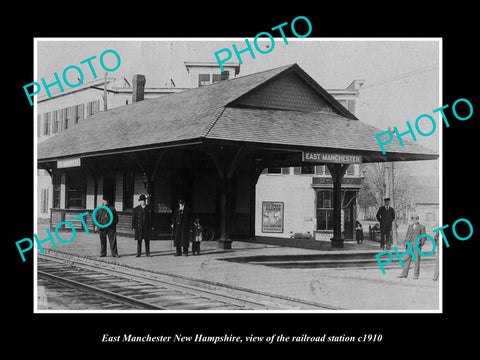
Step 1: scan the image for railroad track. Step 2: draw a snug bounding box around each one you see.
[37,253,341,311]
[37,277,135,310]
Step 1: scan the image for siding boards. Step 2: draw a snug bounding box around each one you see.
[117,212,134,236]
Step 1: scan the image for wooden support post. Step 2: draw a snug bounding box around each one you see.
[83,163,98,209]
[218,177,232,249]
[202,147,231,249]
[202,145,253,250]
[327,164,349,248]
[148,149,167,211]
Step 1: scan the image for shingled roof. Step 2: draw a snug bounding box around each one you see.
[37,63,438,163]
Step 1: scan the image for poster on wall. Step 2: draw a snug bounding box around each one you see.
[262,201,284,233]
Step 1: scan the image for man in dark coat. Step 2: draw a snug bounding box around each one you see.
[96,196,119,257]
[171,199,193,256]
[376,197,395,250]
[132,194,152,257]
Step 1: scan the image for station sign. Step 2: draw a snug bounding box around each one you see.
[302,151,362,164]
[57,157,81,168]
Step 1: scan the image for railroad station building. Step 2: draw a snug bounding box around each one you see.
[37,63,437,248]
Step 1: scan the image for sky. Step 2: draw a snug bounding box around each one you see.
[36,38,440,175]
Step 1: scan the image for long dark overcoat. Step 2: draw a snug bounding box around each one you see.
[132,204,152,241]
[376,206,395,231]
[171,207,192,247]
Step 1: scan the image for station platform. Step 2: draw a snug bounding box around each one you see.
[35,230,440,311]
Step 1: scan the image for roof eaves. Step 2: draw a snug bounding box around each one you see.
[37,137,207,163]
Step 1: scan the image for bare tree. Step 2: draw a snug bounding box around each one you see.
[357,162,413,222]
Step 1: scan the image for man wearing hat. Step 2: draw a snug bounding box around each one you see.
[171,199,193,256]
[398,214,426,279]
[376,197,395,250]
[96,196,119,257]
[132,194,152,257]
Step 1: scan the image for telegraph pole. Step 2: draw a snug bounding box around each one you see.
[391,161,398,247]
[387,127,398,247]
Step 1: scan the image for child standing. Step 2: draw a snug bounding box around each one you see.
[191,217,203,255]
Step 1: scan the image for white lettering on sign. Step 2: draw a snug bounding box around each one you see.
[57,157,81,168]
[302,152,362,164]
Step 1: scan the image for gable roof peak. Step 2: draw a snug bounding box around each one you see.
[225,63,357,119]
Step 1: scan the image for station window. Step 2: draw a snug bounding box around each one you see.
[52,173,61,209]
[267,167,282,174]
[212,71,229,83]
[317,190,333,230]
[264,167,290,175]
[314,165,357,176]
[315,165,331,176]
[51,111,59,134]
[301,166,315,174]
[293,166,316,175]
[40,188,49,213]
[87,100,100,117]
[66,171,86,209]
[198,74,211,86]
[61,108,68,130]
[42,113,50,135]
[66,106,76,128]
[56,109,64,131]
[76,104,84,123]
[345,164,355,176]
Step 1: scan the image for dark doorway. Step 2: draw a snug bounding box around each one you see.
[172,168,194,208]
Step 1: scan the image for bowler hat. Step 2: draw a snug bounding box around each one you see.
[138,194,147,201]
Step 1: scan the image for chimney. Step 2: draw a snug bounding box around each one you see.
[132,74,146,102]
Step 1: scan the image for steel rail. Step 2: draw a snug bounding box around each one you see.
[37,269,167,310]
[38,252,343,310]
